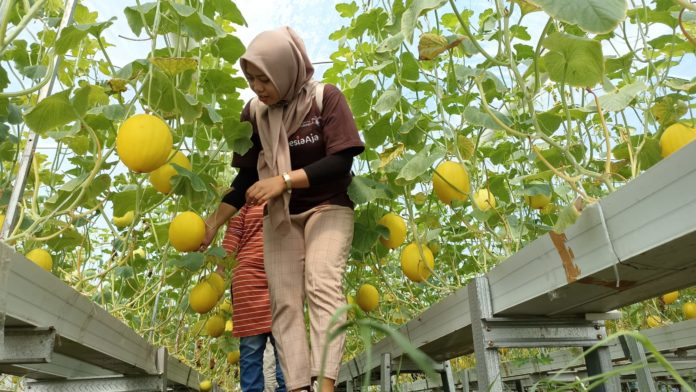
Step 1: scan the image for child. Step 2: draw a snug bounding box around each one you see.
[218,203,286,392]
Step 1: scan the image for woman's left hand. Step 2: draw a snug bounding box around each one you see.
[246,176,286,205]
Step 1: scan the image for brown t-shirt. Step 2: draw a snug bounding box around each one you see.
[232,84,364,214]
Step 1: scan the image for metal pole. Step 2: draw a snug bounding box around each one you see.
[440,360,455,392]
[0,0,78,240]
[619,335,657,392]
[380,353,392,392]
[469,275,503,392]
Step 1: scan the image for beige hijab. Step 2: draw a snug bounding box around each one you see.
[240,27,318,232]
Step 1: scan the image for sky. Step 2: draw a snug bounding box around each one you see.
[82,0,344,84]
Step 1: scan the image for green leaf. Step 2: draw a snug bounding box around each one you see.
[55,26,88,55]
[24,90,78,134]
[171,252,205,271]
[397,145,446,181]
[374,86,401,114]
[211,35,245,63]
[665,78,696,94]
[348,80,376,116]
[202,70,243,94]
[222,117,253,155]
[351,221,381,253]
[182,11,225,41]
[212,0,246,25]
[171,166,218,210]
[401,0,449,43]
[337,2,359,18]
[522,182,552,197]
[584,81,646,112]
[0,66,9,90]
[376,32,405,53]
[44,227,84,251]
[541,32,604,87]
[124,2,158,36]
[114,266,135,279]
[650,96,688,126]
[533,0,627,34]
[364,115,394,147]
[537,111,563,135]
[149,57,198,76]
[400,52,420,81]
[110,189,137,217]
[206,246,227,259]
[612,135,661,170]
[552,203,581,234]
[348,176,393,204]
[605,53,633,75]
[170,2,196,17]
[462,107,510,130]
[72,83,109,115]
[140,70,202,123]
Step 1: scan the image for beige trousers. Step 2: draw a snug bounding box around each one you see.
[264,204,354,391]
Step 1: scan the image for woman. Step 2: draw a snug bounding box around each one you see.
[202,27,363,392]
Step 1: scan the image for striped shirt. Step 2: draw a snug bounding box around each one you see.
[221,204,272,337]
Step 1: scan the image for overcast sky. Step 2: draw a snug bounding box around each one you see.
[82,0,343,80]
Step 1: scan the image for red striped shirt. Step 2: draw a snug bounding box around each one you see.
[221,204,272,337]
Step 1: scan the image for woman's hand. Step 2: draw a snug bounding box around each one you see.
[199,221,219,251]
[246,176,285,205]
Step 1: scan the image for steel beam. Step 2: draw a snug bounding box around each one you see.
[25,375,166,392]
[481,317,605,348]
[0,327,55,364]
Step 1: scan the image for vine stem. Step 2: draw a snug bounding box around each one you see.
[586,88,613,177]
[474,78,603,180]
[675,0,696,12]
[678,7,696,48]
[0,0,48,54]
[0,52,56,97]
[0,0,14,48]
[448,0,506,66]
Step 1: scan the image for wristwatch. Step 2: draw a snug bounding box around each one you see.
[282,172,292,194]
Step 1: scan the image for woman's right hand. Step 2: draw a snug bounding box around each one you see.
[199,224,218,251]
[198,203,237,251]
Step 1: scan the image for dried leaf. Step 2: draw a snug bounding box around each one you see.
[149,57,198,76]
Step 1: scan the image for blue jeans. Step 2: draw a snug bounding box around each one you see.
[239,333,286,392]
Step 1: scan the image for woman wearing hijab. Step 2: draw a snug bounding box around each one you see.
[201,27,364,392]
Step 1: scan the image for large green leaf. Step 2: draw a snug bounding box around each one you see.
[211,0,246,25]
[462,107,510,131]
[222,117,253,155]
[140,70,202,123]
[24,90,78,134]
[202,70,245,94]
[55,19,115,55]
[541,33,604,88]
[401,0,448,43]
[170,252,205,271]
[211,35,246,63]
[347,176,393,204]
[532,0,627,34]
[397,145,446,181]
[182,11,225,41]
[584,81,647,112]
[373,86,401,113]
